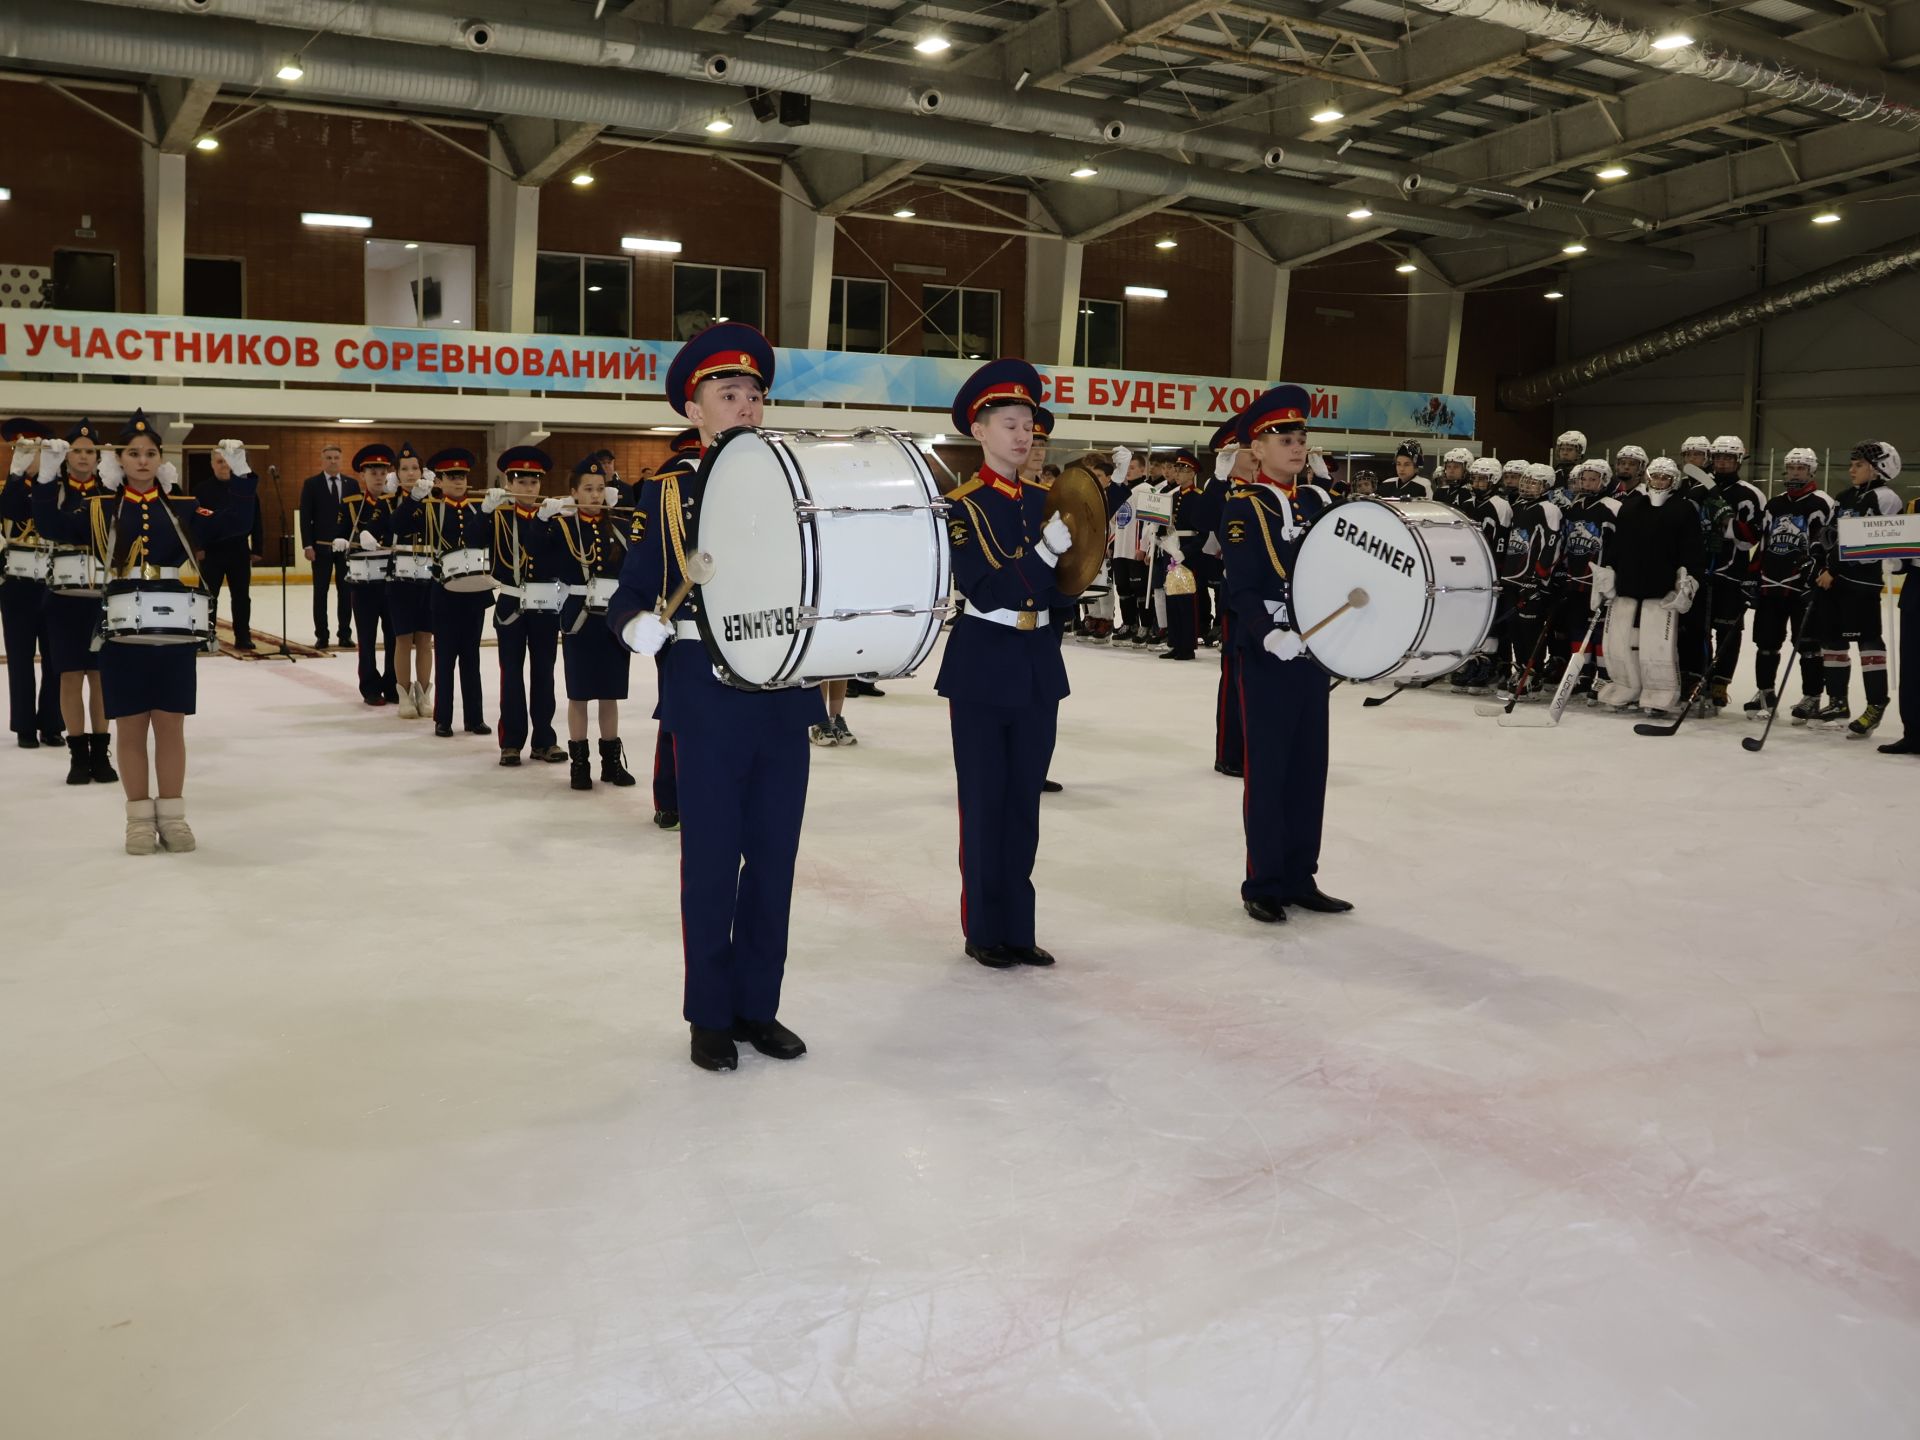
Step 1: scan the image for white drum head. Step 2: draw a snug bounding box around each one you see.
[1293,499,1433,681]
[693,429,808,688]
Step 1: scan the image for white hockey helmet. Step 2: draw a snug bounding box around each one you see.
[1522,462,1554,496]
[1615,443,1648,466]
[1647,456,1679,481]
[1851,439,1902,482]
[1576,457,1610,479]
[1468,456,1501,480]
[1782,445,1818,471]
[1442,446,1472,468]
[1556,429,1587,452]
[1709,435,1747,460]
[1681,435,1711,456]
[1501,457,1529,477]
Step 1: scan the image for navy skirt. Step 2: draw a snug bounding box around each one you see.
[562,610,630,700]
[45,593,104,672]
[387,579,436,636]
[101,640,196,717]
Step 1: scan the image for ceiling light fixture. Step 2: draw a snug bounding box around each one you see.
[587,284,603,293]
[1544,290,1565,300]
[893,207,916,218]
[403,241,419,250]
[1347,206,1373,220]
[1125,285,1168,299]
[1651,31,1694,50]
[621,236,683,254]
[336,417,376,425]
[705,116,733,133]
[1812,210,1841,224]
[1310,106,1344,124]
[0,188,11,201]
[275,61,305,82]
[1155,237,1178,250]
[302,211,372,229]
[1562,241,1588,255]
[194,135,220,152]
[1395,261,1417,274]
[1070,164,1099,179]
[570,170,595,187]
[1596,164,1629,180]
[914,35,951,55]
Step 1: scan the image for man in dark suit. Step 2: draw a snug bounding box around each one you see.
[196,446,265,650]
[299,441,352,648]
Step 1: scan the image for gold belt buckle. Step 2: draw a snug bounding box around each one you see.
[1016,611,1037,631]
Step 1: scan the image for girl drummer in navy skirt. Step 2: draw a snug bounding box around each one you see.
[32,411,258,854]
[386,443,437,720]
[37,419,117,786]
[549,455,636,791]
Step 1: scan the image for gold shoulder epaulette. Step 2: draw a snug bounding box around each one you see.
[947,478,985,500]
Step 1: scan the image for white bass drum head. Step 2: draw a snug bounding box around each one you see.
[692,429,807,688]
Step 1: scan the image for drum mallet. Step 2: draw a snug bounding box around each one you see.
[1299,587,1369,641]
[656,551,716,622]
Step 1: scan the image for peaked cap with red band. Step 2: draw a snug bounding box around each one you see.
[665,322,775,418]
[951,358,1043,434]
[1236,384,1312,447]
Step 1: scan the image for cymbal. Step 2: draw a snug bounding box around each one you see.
[1046,462,1108,597]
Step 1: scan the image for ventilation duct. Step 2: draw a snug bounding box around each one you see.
[1499,233,1920,408]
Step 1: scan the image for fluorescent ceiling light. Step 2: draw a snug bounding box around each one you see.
[570,170,595,187]
[1562,241,1588,254]
[1595,164,1629,180]
[0,188,11,201]
[302,211,372,229]
[1310,107,1344,124]
[1154,237,1178,250]
[403,241,419,250]
[913,35,951,54]
[649,426,684,433]
[893,207,916,218]
[1070,165,1098,179]
[336,418,376,425]
[1811,210,1841,224]
[587,285,603,293]
[1124,285,1168,299]
[194,135,220,152]
[275,62,305,81]
[1395,261,1417,274]
[1346,206,1373,220]
[705,117,733,133]
[622,236,683,253]
[1544,290,1565,300]
[1651,31,1693,50]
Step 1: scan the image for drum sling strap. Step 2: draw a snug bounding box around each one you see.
[91,490,206,652]
[559,513,628,636]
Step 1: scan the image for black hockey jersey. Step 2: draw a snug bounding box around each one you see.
[1458,489,1512,559]
[1822,481,1903,590]
[1605,490,1704,600]
[1558,492,1620,587]
[1757,486,1835,595]
[1710,475,1766,581]
[1496,497,1562,589]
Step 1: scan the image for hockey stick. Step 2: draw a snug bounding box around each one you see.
[1474,593,1562,717]
[1633,663,1714,737]
[1497,603,1607,728]
[1741,592,1821,753]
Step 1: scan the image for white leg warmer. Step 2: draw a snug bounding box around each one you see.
[1639,601,1680,711]
[1599,598,1643,706]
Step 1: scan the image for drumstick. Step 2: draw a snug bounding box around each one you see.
[656,551,716,622]
[1300,587,1369,641]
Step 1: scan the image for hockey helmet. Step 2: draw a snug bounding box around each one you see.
[1682,435,1710,454]
[1520,462,1552,498]
[1555,429,1587,453]
[1442,446,1472,468]
[1576,457,1610,481]
[1615,443,1648,467]
[1350,468,1379,496]
[1646,456,1679,488]
[1500,457,1529,478]
[1709,435,1747,461]
[1782,446,1817,470]
[1851,439,1902,482]
[1468,456,1500,481]
[1395,439,1423,461]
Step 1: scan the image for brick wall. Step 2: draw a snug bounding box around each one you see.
[1078,213,1234,375]
[1459,288,1557,461]
[833,186,1027,358]
[0,82,147,312]
[1285,244,1409,391]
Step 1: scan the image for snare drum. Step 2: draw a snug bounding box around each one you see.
[345,553,390,584]
[103,584,211,646]
[3,542,53,584]
[690,427,951,688]
[1290,498,1496,683]
[437,546,495,592]
[515,580,567,614]
[581,575,619,614]
[389,547,435,583]
[49,547,106,597]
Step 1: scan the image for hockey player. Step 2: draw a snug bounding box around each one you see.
[1379,441,1433,501]
[1499,456,1526,503]
[1553,430,1587,492]
[1434,448,1472,509]
[1492,463,1564,698]
[1704,435,1766,710]
[1745,447,1833,720]
[1556,457,1621,696]
[1347,468,1379,500]
[1592,457,1704,715]
[1612,444,1648,499]
[1107,450,1151,644]
[1451,457,1512,693]
[1679,437,1712,487]
[1805,440,1903,736]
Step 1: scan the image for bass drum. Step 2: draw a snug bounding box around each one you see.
[690,427,951,689]
[1290,497,1495,682]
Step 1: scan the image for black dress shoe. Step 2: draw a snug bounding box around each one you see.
[1213,760,1243,778]
[363,695,388,707]
[1880,736,1919,755]
[499,751,521,767]
[1042,778,1064,793]
[731,1017,806,1060]
[846,678,886,698]
[466,722,493,735]
[339,633,354,648]
[690,1025,739,1072]
[16,732,39,750]
[1006,944,1055,967]
[1244,898,1287,924]
[434,723,453,737]
[653,809,680,831]
[1287,886,1354,913]
[40,728,64,747]
[966,942,1018,968]
[1158,649,1195,661]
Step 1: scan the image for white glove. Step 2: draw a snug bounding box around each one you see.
[621,611,672,656]
[1668,567,1698,614]
[536,496,574,521]
[36,439,69,484]
[1162,538,1185,567]
[1309,451,1331,482]
[421,467,436,487]
[1590,563,1616,601]
[1264,628,1306,661]
[381,473,397,496]
[357,529,381,552]
[1213,450,1234,482]
[330,537,350,553]
[8,440,37,477]
[1110,445,1133,479]
[157,461,180,493]
[1041,511,1072,555]
[409,477,432,501]
[216,438,251,477]
[97,447,123,489]
[604,485,621,510]
[481,487,509,514]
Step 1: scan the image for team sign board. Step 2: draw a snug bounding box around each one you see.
[0,309,1476,438]
[1837,512,1920,563]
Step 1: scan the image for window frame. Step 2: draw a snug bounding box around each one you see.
[920,284,1001,360]
[671,261,768,337]
[1074,297,1125,369]
[534,249,634,338]
[826,274,890,353]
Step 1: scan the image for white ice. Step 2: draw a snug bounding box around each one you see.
[2,624,1916,1439]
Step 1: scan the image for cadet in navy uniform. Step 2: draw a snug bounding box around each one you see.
[935,359,1073,969]
[483,446,568,766]
[1159,449,1208,660]
[33,412,256,854]
[1209,417,1255,777]
[608,323,821,1072]
[2,419,67,749]
[38,419,117,784]
[1222,385,1350,923]
[331,443,399,706]
[386,443,437,720]
[630,429,701,829]
[550,454,636,791]
[400,447,493,737]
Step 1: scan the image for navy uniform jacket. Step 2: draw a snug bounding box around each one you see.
[546,509,625,632]
[1220,479,1329,652]
[33,475,259,570]
[490,503,566,620]
[607,458,822,730]
[395,491,485,558]
[0,472,44,545]
[935,468,1070,707]
[337,490,395,549]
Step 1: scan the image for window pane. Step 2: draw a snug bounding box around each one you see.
[673,264,716,339]
[719,267,764,329]
[844,278,885,353]
[581,257,630,338]
[534,254,579,335]
[1083,298,1123,368]
[184,257,244,319]
[960,289,998,360]
[922,286,961,358]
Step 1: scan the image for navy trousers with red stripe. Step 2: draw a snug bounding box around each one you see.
[1236,647,1328,906]
[949,697,1057,949]
[496,611,558,753]
[1215,610,1243,769]
[652,724,677,812]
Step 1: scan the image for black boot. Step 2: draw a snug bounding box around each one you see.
[567,739,593,791]
[690,1025,739,1072]
[88,732,118,783]
[598,738,637,787]
[64,736,91,786]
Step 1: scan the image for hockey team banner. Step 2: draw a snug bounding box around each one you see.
[1837,512,1920,562]
[0,309,1476,438]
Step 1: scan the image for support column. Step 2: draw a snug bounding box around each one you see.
[1025,197,1083,367]
[779,165,834,350]
[143,149,186,315]
[486,132,538,334]
[1406,266,1464,395]
[1231,227,1287,380]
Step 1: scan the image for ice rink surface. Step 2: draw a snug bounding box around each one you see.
[2,629,1915,1439]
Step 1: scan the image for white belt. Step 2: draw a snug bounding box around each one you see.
[119,567,183,581]
[674,619,702,641]
[967,606,1050,630]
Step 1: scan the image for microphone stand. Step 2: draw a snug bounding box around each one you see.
[256,463,297,664]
